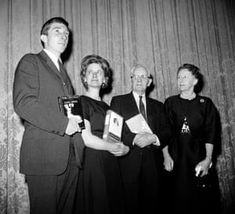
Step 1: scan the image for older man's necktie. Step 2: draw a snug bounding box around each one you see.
[139,95,147,120]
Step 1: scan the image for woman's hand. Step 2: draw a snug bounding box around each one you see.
[109,142,130,157]
[163,154,174,171]
[195,156,212,177]
[162,146,174,171]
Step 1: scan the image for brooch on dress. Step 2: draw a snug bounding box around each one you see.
[200,98,205,103]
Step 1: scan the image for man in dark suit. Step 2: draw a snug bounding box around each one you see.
[13,17,84,214]
[110,64,171,214]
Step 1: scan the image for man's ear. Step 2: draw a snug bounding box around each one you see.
[40,35,47,45]
[147,78,152,87]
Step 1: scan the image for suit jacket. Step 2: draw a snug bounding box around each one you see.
[110,92,171,181]
[13,50,84,175]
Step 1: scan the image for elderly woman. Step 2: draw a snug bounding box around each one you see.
[163,63,221,214]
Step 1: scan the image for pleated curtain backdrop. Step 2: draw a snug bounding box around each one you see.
[0,0,234,213]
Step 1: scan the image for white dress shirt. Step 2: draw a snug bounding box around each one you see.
[132,91,146,112]
[43,49,60,71]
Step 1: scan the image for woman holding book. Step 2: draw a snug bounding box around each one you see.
[75,54,129,214]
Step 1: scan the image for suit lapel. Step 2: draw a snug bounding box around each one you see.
[38,51,73,95]
[39,50,60,78]
[146,98,154,127]
[128,93,140,116]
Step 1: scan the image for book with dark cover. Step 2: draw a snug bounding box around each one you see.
[58,95,85,130]
[103,110,123,143]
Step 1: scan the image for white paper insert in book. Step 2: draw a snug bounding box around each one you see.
[103,110,124,143]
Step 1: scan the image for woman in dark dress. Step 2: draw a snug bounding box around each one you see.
[76,55,129,214]
[163,64,221,214]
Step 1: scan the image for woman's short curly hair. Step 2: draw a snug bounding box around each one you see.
[80,54,111,90]
[177,63,204,93]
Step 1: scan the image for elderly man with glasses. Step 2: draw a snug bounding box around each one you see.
[110,64,172,214]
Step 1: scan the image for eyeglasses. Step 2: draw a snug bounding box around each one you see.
[131,75,149,80]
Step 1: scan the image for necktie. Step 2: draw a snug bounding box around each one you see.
[58,59,68,82]
[58,59,72,95]
[139,96,147,120]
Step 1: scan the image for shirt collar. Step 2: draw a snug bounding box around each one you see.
[43,49,60,70]
[132,91,146,107]
[132,91,146,100]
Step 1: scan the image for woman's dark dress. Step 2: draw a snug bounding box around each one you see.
[164,95,221,214]
[76,95,125,214]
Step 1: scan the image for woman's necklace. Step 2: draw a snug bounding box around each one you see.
[181,116,190,134]
[179,93,196,134]
[85,91,101,101]
[180,92,196,100]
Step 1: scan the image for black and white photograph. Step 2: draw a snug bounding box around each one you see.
[0,0,234,214]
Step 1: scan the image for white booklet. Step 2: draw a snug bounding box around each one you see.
[126,113,152,134]
[103,110,124,143]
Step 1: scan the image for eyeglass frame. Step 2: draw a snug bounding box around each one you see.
[131,74,150,80]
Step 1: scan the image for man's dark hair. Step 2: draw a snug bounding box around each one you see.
[40,17,69,36]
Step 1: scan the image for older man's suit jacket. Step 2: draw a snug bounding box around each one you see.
[110,92,171,181]
[13,50,84,175]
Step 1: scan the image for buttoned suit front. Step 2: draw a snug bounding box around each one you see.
[13,50,84,213]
